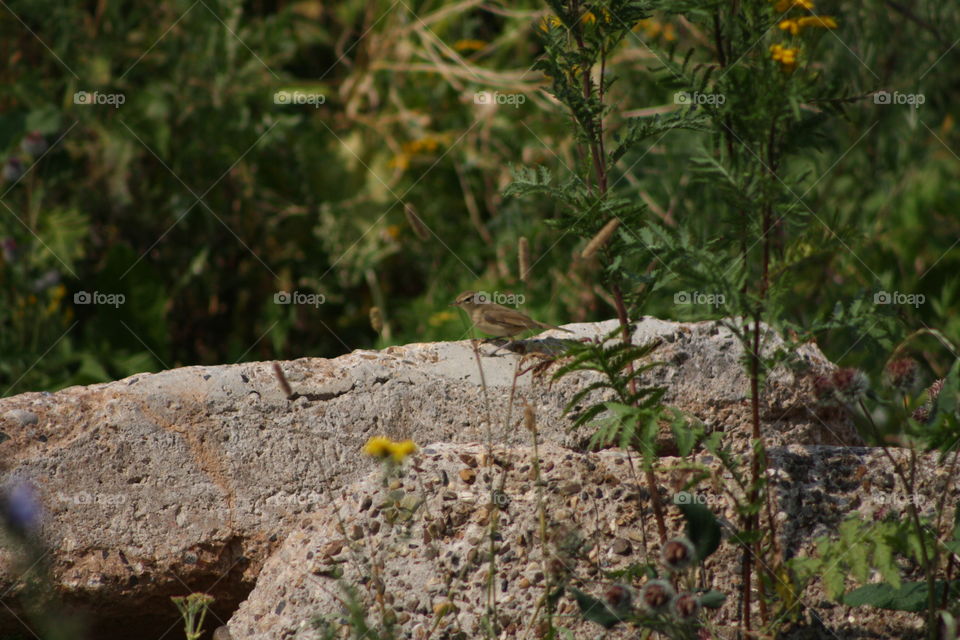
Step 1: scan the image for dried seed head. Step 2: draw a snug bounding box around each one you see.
[660,537,696,572]
[581,217,620,259]
[913,378,946,423]
[524,403,536,433]
[812,374,836,405]
[404,203,430,241]
[518,236,530,284]
[369,306,384,334]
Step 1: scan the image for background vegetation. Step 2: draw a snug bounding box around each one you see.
[1,0,957,395]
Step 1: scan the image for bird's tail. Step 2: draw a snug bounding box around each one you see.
[537,321,574,334]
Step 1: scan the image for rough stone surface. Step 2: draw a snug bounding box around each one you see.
[0,318,861,638]
[226,442,945,640]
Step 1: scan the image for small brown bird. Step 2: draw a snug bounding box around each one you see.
[451,291,573,338]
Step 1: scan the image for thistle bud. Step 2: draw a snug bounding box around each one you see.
[671,592,701,619]
[639,579,675,613]
[605,583,633,615]
[20,131,48,157]
[660,537,696,571]
[883,358,919,393]
[2,158,23,183]
[831,368,869,405]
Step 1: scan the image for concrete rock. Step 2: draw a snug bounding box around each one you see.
[0,318,858,638]
[226,442,943,640]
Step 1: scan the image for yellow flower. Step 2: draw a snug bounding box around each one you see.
[363,436,417,462]
[770,44,798,72]
[634,19,675,41]
[428,310,457,327]
[363,436,393,459]
[581,11,596,25]
[390,439,417,462]
[635,19,659,37]
[778,19,800,35]
[540,15,562,31]
[780,15,836,35]
[389,154,410,170]
[798,15,837,29]
[453,39,487,52]
[46,284,66,315]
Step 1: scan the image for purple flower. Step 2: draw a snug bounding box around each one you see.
[2,479,43,536]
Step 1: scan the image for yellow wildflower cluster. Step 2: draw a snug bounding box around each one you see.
[768,0,838,73]
[390,133,453,170]
[769,44,799,72]
[428,309,457,328]
[634,19,676,42]
[363,436,417,462]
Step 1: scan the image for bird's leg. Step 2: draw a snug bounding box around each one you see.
[480,337,514,356]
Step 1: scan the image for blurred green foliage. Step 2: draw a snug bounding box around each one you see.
[1,0,958,395]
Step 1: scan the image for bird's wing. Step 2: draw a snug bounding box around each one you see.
[478,305,534,331]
